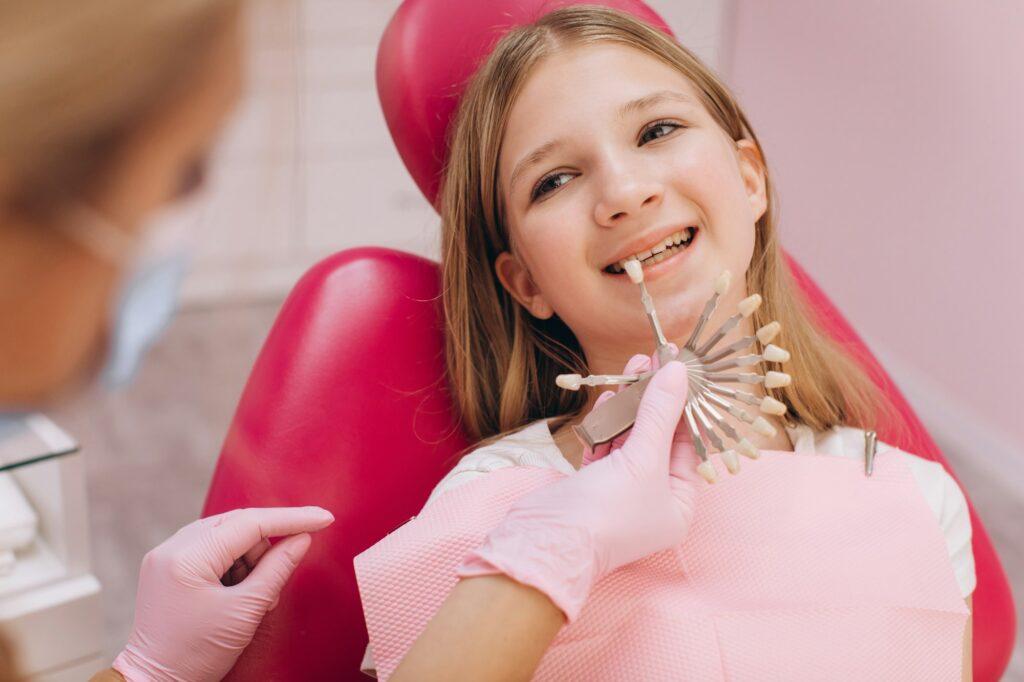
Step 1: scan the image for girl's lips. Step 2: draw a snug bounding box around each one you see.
[603,227,699,283]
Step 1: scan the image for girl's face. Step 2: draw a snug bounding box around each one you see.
[496,43,768,375]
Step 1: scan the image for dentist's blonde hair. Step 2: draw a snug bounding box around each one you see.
[441,5,902,444]
[0,0,241,219]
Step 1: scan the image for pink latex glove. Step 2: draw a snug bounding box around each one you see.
[458,353,702,621]
[112,506,334,682]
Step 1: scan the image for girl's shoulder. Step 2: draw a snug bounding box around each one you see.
[807,424,975,598]
[805,424,967,524]
[424,419,572,506]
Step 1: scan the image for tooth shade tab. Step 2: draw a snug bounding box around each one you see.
[721,449,740,474]
[760,396,788,416]
[751,416,777,437]
[737,294,762,317]
[697,460,718,483]
[764,371,791,389]
[756,321,781,344]
[762,344,790,363]
[624,259,644,283]
[714,270,731,295]
[737,438,760,459]
[556,374,583,390]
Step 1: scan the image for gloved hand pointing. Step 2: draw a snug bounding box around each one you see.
[112,506,334,682]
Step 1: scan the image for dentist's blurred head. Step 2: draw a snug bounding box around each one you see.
[0,0,245,407]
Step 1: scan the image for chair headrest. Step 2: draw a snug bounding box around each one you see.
[376,0,673,207]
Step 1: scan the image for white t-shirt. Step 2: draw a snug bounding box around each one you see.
[361,420,975,676]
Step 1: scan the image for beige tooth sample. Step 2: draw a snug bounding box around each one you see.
[737,438,760,459]
[715,270,731,295]
[697,460,719,483]
[760,396,788,416]
[624,258,643,283]
[756,321,781,344]
[763,344,790,363]
[555,374,582,390]
[751,416,777,437]
[764,371,791,389]
[737,293,762,317]
[721,449,740,474]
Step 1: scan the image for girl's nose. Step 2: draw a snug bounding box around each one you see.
[593,170,664,227]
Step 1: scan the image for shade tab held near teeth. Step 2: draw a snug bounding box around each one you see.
[624,259,643,283]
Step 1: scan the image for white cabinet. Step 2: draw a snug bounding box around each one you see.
[0,416,104,679]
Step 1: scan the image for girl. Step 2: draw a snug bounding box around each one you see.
[360,6,974,679]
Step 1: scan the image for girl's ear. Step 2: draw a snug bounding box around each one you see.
[736,139,768,223]
[494,251,554,319]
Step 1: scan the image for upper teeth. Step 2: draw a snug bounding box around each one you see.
[608,227,695,273]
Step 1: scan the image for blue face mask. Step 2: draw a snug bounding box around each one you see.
[0,413,26,440]
[100,252,190,387]
[67,206,192,389]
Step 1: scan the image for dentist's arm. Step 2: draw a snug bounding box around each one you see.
[393,360,701,681]
[88,506,334,682]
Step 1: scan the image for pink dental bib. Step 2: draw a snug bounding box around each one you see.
[355,451,968,680]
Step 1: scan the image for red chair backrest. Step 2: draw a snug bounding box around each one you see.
[204,1,1014,679]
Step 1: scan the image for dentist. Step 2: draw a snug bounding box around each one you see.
[0,2,334,680]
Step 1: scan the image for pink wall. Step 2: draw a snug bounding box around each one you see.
[725,1,1024,447]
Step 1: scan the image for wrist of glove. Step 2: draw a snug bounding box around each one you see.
[458,496,603,621]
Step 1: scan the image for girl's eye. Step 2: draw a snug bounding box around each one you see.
[531,171,575,201]
[639,121,682,145]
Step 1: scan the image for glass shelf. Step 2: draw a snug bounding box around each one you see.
[0,414,79,473]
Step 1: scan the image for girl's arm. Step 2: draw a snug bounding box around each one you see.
[391,575,564,681]
[962,596,973,682]
[391,362,697,681]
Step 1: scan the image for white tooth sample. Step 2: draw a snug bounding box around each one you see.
[697,460,718,483]
[555,374,582,390]
[637,249,653,260]
[751,416,777,437]
[624,258,644,283]
[737,438,760,459]
[737,293,763,317]
[764,371,791,389]
[760,396,788,416]
[756,320,781,344]
[763,344,790,362]
[714,270,731,295]
[721,450,740,474]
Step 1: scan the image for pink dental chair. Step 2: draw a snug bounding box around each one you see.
[202,1,1016,679]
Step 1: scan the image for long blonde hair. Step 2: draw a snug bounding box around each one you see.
[441,5,902,445]
[0,0,241,219]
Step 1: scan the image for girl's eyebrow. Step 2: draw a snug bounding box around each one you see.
[619,89,696,117]
[509,139,563,194]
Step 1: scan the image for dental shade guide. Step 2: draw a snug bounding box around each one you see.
[557,258,794,482]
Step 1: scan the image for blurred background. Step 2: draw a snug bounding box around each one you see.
[38,0,1022,675]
